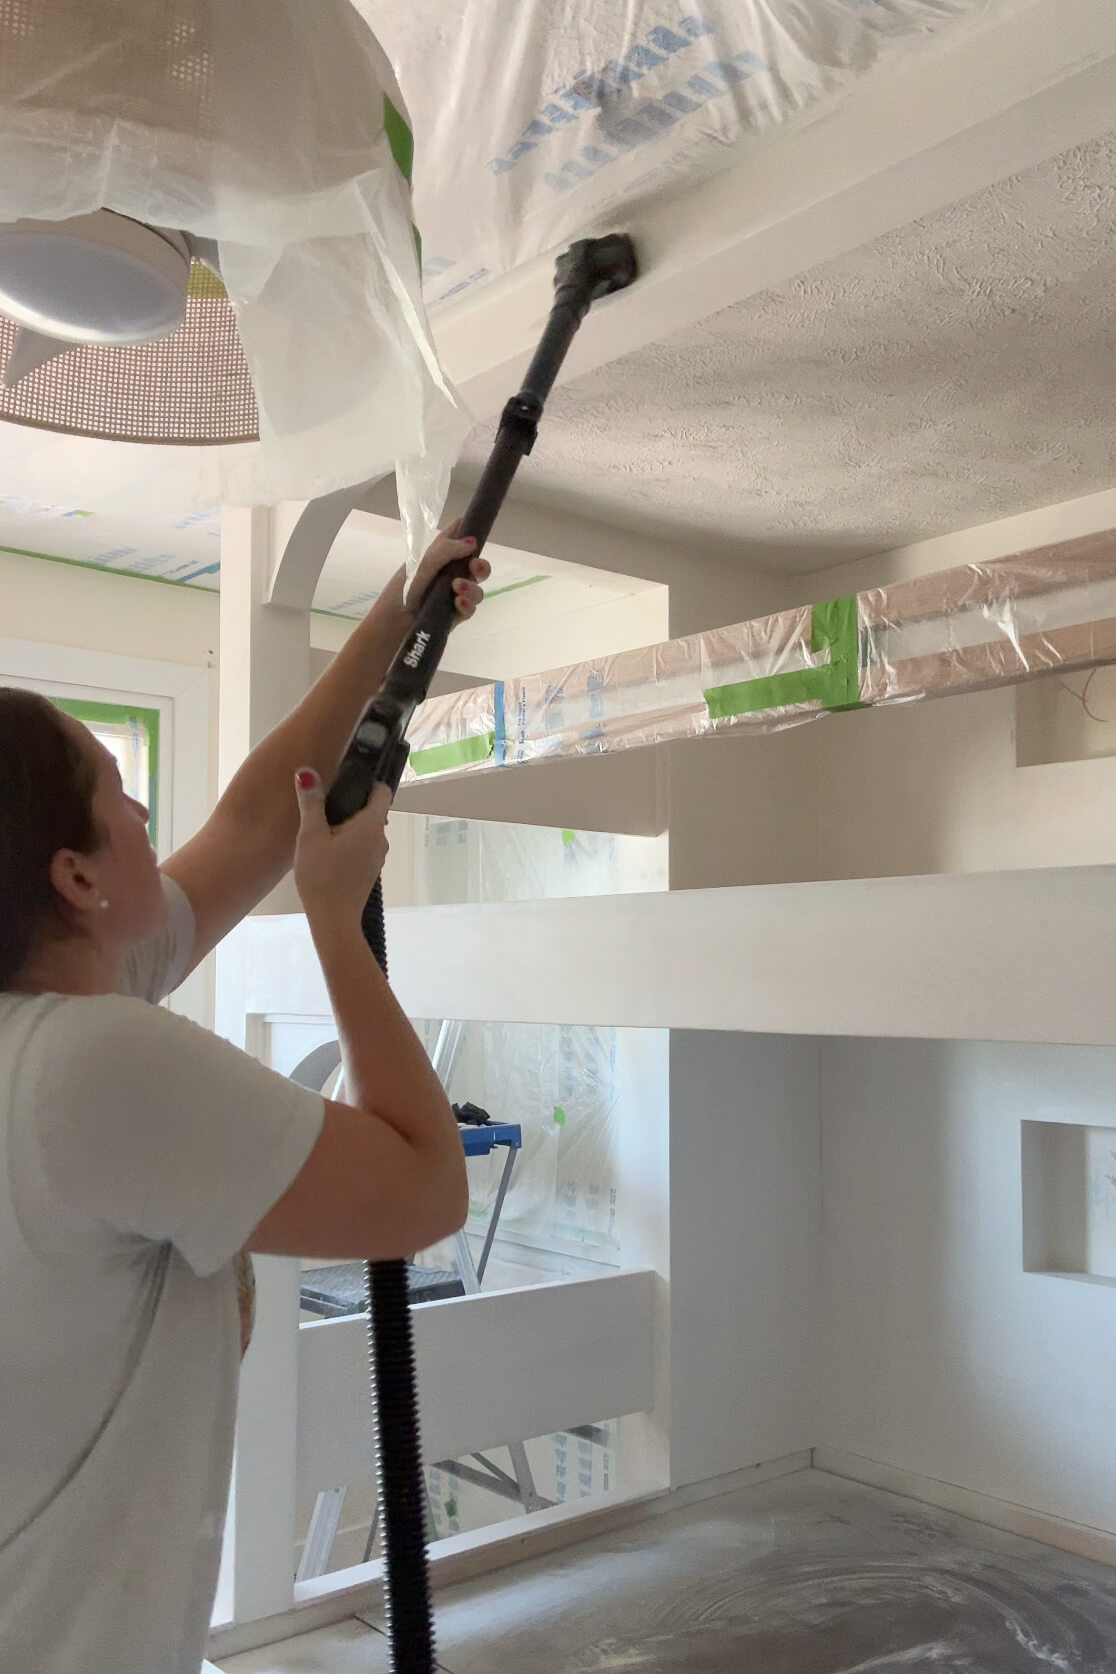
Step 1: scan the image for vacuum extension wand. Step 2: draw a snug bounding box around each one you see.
[323,232,638,1674]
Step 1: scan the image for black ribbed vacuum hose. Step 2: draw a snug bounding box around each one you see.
[327,232,640,1674]
[361,875,435,1673]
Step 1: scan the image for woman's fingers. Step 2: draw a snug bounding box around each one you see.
[451,555,490,618]
[406,527,491,619]
[452,578,485,619]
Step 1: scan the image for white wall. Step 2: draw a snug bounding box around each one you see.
[445,578,667,680]
[0,544,220,797]
[668,1032,820,1490]
[653,490,1116,1520]
[805,686,1116,881]
[820,1039,1116,1536]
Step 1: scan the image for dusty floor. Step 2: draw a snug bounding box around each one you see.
[218,1469,1116,1673]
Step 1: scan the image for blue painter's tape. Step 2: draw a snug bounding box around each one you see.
[493,680,506,765]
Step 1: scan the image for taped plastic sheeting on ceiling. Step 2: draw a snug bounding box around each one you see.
[355,0,1028,309]
[401,542,1116,784]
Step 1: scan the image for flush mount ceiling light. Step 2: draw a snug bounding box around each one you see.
[0,1,466,533]
[0,213,194,355]
[0,209,253,449]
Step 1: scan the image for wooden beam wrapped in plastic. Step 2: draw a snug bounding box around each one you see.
[402,537,1116,785]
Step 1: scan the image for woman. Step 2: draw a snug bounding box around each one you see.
[0,528,488,1674]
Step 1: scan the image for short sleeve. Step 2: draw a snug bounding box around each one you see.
[118,874,196,1002]
[19,996,325,1276]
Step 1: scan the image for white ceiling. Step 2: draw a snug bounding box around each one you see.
[465,132,1116,569]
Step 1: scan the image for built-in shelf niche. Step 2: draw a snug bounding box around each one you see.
[1016,667,1116,767]
[1021,1119,1116,1285]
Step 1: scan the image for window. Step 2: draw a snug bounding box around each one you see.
[51,698,161,846]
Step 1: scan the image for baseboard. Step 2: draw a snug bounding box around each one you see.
[207,1450,810,1661]
[814,1446,1116,1571]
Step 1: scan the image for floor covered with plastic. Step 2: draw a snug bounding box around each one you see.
[218,1469,1116,1672]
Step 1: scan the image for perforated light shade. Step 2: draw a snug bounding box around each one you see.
[0,0,466,538]
[0,265,257,444]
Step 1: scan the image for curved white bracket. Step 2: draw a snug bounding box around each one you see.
[266,477,380,612]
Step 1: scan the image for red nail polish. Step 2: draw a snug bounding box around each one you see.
[296,769,317,788]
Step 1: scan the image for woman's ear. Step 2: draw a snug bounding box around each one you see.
[48,848,103,917]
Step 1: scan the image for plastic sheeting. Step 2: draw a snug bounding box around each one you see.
[402,546,1116,783]
[0,0,466,543]
[427,1421,619,1539]
[410,819,667,1258]
[1,0,1020,537]
[357,0,1018,309]
[407,817,668,908]
[419,1016,624,1258]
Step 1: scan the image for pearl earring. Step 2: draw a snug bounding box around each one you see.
[98,899,110,911]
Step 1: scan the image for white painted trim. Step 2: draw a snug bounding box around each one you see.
[207,1451,811,1661]
[0,636,201,851]
[297,1272,656,1499]
[0,634,211,1023]
[234,864,1116,1047]
[0,636,209,852]
[0,635,206,701]
[813,1447,1116,1570]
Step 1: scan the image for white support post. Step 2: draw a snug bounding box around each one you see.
[218,505,314,913]
[215,504,315,1626]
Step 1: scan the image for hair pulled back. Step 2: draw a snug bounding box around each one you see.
[0,689,100,987]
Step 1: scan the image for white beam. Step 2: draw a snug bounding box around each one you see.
[235,864,1116,1048]
[296,1272,656,1499]
[430,0,1116,424]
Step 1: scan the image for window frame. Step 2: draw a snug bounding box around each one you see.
[50,695,162,846]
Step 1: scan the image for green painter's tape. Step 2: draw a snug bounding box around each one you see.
[704,594,864,721]
[53,698,160,846]
[382,95,422,262]
[383,96,415,183]
[410,731,495,778]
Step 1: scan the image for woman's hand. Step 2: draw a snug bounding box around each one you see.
[293,770,391,929]
[377,520,491,624]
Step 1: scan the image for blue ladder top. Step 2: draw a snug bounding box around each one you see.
[459,1122,522,1158]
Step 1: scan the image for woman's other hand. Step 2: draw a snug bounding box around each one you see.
[293,771,390,927]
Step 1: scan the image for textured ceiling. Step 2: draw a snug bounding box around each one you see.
[467,133,1116,569]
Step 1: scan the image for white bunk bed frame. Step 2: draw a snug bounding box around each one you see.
[207,0,1116,1653]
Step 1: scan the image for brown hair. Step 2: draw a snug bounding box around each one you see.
[0,688,100,988]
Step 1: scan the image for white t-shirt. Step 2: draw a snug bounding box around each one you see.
[0,879,325,1674]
